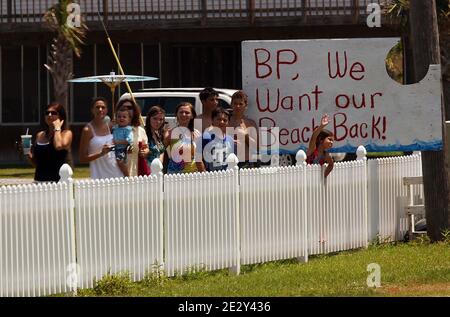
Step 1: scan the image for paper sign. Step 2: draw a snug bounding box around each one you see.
[242,38,442,153]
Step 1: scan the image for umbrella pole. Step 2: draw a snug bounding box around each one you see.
[105,38,144,126]
[98,11,144,126]
[111,85,116,119]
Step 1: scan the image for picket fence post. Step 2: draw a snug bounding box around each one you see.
[356,146,367,161]
[295,150,307,166]
[58,164,78,296]
[226,153,240,275]
[295,150,308,263]
[356,146,370,247]
[150,159,165,271]
[150,158,163,176]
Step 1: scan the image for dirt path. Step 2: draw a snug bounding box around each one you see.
[376,282,450,296]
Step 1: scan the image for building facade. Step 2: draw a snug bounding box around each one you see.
[0,0,397,164]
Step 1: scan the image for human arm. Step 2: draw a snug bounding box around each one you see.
[27,153,36,167]
[196,161,206,172]
[156,130,169,162]
[138,143,149,158]
[245,118,259,161]
[17,135,36,167]
[163,128,172,148]
[25,134,38,167]
[308,114,329,156]
[78,125,112,164]
[52,119,72,151]
[323,153,334,178]
[193,129,206,172]
[136,126,149,157]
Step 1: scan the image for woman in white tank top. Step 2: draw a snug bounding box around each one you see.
[79,97,123,179]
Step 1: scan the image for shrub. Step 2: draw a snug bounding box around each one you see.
[142,262,167,287]
[92,270,134,296]
[441,229,450,244]
[369,234,395,247]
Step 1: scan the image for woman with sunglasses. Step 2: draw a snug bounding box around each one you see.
[114,98,149,176]
[79,97,123,179]
[25,102,73,182]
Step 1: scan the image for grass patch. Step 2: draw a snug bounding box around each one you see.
[69,241,450,297]
[366,152,405,158]
[0,165,90,179]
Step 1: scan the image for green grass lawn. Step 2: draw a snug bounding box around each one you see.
[0,165,90,179]
[72,240,450,297]
[366,151,405,158]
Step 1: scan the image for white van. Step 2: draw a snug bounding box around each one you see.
[119,87,238,128]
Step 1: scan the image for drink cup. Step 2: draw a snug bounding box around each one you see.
[21,135,32,155]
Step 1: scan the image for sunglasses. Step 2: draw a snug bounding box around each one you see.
[45,110,59,116]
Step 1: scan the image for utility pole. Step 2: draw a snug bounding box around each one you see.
[409,0,449,241]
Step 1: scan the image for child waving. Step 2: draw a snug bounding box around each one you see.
[306,114,334,177]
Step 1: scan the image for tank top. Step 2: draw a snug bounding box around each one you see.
[166,129,198,174]
[306,149,327,165]
[34,140,68,182]
[88,123,123,179]
[146,134,165,167]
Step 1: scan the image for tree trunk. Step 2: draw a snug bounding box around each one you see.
[409,0,449,241]
[50,35,73,121]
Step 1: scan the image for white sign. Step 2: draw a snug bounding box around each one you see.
[242,38,442,153]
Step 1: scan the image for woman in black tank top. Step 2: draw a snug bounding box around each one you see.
[25,102,73,182]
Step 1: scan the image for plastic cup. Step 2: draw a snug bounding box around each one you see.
[21,135,32,155]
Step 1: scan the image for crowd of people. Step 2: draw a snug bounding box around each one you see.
[20,88,335,182]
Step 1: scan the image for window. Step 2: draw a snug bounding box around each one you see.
[72,45,95,122]
[1,46,21,122]
[162,97,196,117]
[135,96,196,117]
[218,98,231,110]
[135,97,161,116]
[23,46,39,123]
[1,45,43,124]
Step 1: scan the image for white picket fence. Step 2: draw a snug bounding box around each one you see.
[74,175,163,288]
[0,181,76,297]
[240,165,308,265]
[368,154,423,241]
[164,169,239,276]
[306,160,368,255]
[0,149,423,296]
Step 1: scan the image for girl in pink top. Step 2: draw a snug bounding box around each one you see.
[306,114,334,177]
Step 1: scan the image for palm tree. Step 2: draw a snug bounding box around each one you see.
[44,0,87,115]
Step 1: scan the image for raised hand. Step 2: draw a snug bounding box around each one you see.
[52,118,64,130]
[320,114,330,127]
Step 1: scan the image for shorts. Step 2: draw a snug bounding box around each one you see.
[115,147,128,162]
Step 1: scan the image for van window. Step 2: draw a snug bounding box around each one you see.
[134,97,161,116]
[135,96,196,117]
[218,98,231,110]
[163,97,196,116]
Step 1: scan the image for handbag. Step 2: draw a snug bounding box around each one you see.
[137,141,151,176]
